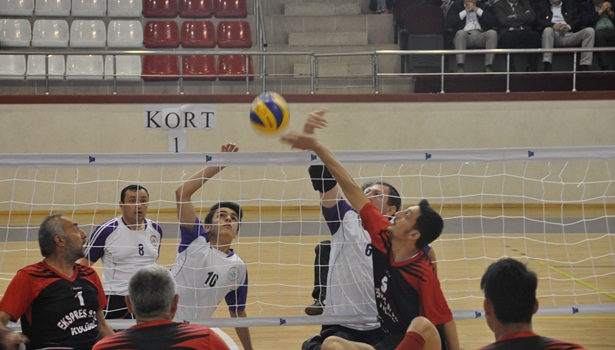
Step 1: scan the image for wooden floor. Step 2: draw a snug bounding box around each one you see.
[0,232,613,349]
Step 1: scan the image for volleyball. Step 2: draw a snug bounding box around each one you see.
[249,91,290,136]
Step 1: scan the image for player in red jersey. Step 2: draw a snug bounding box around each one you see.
[281,109,460,350]
[479,258,586,350]
[0,214,113,349]
[93,264,230,350]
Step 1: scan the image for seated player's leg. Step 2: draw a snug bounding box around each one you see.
[321,336,376,350]
[395,317,441,350]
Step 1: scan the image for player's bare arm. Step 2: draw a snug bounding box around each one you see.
[281,109,370,213]
[0,311,27,348]
[175,142,239,230]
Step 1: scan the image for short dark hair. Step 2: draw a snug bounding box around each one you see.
[480,258,537,324]
[204,201,243,228]
[120,184,149,203]
[361,180,402,212]
[39,213,65,257]
[414,199,443,249]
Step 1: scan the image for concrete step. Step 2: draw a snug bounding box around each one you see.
[284,3,361,16]
[293,62,373,77]
[289,31,368,46]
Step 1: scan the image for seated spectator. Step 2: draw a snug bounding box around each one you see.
[479,258,586,350]
[534,0,595,71]
[446,0,498,72]
[579,0,615,70]
[493,0,541,71]
[93,265,231,349]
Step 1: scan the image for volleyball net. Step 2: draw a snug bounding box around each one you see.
[1,146,614,329]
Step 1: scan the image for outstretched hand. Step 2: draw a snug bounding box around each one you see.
[220,142,239,153]
[302,108,329,134]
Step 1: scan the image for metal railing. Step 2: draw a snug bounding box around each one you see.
[0,47,613,95]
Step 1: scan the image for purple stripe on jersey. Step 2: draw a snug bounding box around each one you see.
[225,271,248,313]
[321,199,355,235]
[150,221,163,238]
[86,219,119,262]
[177,218,210,254]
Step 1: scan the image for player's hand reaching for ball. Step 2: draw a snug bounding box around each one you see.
[302,108,329,134]
[220,142,238,153]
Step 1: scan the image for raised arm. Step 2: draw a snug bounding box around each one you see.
[282,109,370,213]
[175,143,239,230]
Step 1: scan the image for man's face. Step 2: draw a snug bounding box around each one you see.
[207,207,240,245]
[364,184,396,217]
[389,205,421,239]
[120,189,149,226]
[60,216,86,261]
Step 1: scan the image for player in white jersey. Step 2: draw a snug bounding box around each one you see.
[83,184,163,319]
[170,142,253,350]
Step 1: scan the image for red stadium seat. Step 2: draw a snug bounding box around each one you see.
[144,20,179,48]
[179,0,212,18]
[142,0,178,17]
[216,20,251,48]
[183,55,216,80]
[217,54,253,81]
[181,20,215,48]
[213,0,246,18]
[142,55,179,81]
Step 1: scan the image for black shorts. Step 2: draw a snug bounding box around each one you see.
[303,324,385,350]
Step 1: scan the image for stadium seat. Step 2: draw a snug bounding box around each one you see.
[142,55,179,81]
[35,0,71,16]
[181,21,215,48]
[213,0,246,18]
[179,0,212,18]
[71,0,106,17]
[0,0,35,16]
[183,55,216,80]
[32,19,69,47]
[104,55,142,81]
[0,19,32,48]
[107,0,142,17]
[217,54,253,81]
[216,20,251,48]
[26,55,66,79]
[144,20,180,48]
[0,55,26,79]
[398,3,445,73]
[142,0,178,17]
[107,20,143,48]
[70,20,106,48]
[66,55,104,79]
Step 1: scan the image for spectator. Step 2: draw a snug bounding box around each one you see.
[534,0,595,71]
[0,214,113,349]
[493,0,541,71]
[83,184,163,319]
[92,265,231,349]
[446,0,499,72]
[479,258,587,349]
[579,0,615,70]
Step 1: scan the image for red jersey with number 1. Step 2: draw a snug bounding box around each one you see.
[0,260,107,350]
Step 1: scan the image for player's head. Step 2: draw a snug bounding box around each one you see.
[361,180,402,217]
[39,213,87,260]
[204,201,243,242]
[127,265,178,320]
[481,258,537,326]
[413,199,443,249]
[119,184,150,225]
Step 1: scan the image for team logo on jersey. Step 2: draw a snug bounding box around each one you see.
[228,267,239,281]
[150,235,159,246]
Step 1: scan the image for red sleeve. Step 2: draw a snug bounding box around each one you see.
[359,202,392,252]
[0,269,35,322]
[419,261,453,325]
[209,329,231,350]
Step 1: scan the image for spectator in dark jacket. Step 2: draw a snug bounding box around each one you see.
[579,0,615,70]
